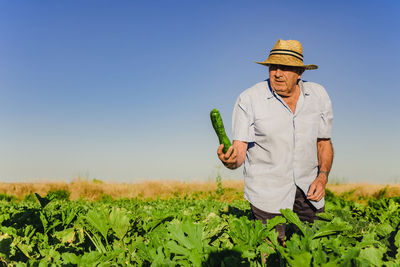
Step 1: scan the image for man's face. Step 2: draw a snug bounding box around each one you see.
[269,64,303,97]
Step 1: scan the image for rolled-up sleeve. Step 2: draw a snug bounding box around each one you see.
[318,90,333,139]
[232,94,255,142]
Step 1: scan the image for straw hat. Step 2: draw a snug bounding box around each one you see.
[255,39,318,70]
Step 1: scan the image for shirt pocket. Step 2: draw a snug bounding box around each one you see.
[253,114,284,139]
[253,115,269,137]
[254,112,293,150]
[297,113,319,140]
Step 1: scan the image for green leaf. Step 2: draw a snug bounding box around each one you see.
[286,251,312,267]
[54,228,75,244]
[228,218,251,245]
[166,222,207,266]
[16,243,32,259]
[84,230,107,253]
[285,234,302,255]
[280,209,306,236]
[182,222,204,252]
[39,248,61,262]
[394,230,400,260]
[34,193,51,208]
[265,216,286,232]
[0,234,12,260]
[166,240,190,256]
[316,212,334,221]
[394,230,400,248]
[79,251,102,266]
[358,247,384,266]
[39,212,48,233]
[167,222,195,251]
[44,220,62,235]
[168,221,205,254]
[109,207,130,240]
[61,206,78,227]
[61,252,80,264]
[188,249,203,267]
[338,247,360,267]
[312,245,327,265]
[85,209,110,242]
[228,216,267,249]
[312,217,352,239]
[358,232,381,248]
[375,223,394,237]
[257,241,275,257]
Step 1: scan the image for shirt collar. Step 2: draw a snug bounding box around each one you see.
[266,79,275,99]
[299,80,311,96]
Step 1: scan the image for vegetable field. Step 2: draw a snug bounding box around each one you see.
[0,189,400,266]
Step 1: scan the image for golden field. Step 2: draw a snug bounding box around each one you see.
[0,179,400,202]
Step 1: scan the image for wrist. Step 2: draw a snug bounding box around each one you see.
[319,170,329,182]
[319,170,329,177]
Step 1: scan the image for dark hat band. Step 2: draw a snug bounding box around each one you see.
[270,49,303,61]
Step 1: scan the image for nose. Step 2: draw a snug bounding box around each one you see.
[274,67,283,77]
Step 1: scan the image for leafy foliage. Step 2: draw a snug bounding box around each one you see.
[0,190,398,266]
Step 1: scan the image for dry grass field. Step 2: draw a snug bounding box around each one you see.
[1,179,400,203]
[0,179,244,201]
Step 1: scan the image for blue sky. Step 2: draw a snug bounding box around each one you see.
[0,0,399,183]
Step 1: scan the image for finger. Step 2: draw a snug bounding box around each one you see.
[316,189,325,201]
[229,147,237,161]
[309,192,322,201]
[308,194,317,201]
[309,193,321,201]
[231,148,237,161]
[224,146,234,159]
[313,193,322,202]
[310,186,325,201]
[230,146,236,156]
[217,144,224,156]
[217,146,227,163]
[307,184,316,198]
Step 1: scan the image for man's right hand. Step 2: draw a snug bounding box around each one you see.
[217,144,237,169]
[217,140,248,170]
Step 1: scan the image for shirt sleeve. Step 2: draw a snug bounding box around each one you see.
[318,89,333,139]
[232,94,255,142]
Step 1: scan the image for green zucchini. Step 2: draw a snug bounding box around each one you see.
[210,108,232,153]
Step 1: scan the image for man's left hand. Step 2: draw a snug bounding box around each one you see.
[307,174,328,201]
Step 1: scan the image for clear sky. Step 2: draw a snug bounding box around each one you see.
[0,0,399,183]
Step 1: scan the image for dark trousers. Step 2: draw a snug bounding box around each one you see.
[250,186,324,241]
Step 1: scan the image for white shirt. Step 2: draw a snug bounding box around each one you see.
[232,79,333,213]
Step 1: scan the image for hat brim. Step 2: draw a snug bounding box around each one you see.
[255,61,318,70]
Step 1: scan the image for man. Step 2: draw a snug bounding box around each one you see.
[217,39,333,240]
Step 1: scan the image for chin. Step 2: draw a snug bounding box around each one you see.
[274,90,290,97]
[274,88,288,93]
[271,84,286,91]
[278,93,290,97]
